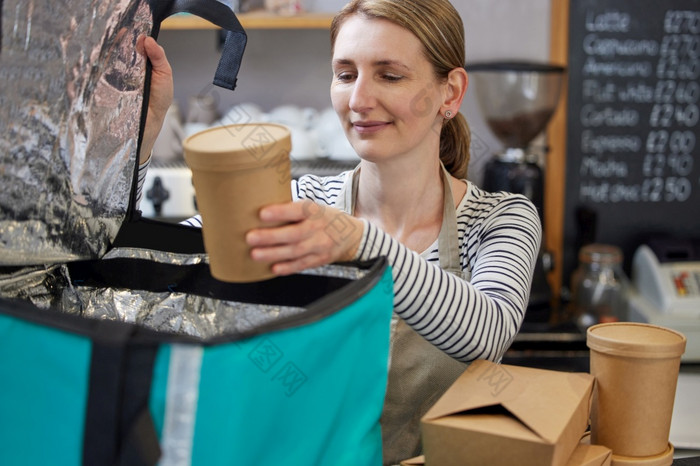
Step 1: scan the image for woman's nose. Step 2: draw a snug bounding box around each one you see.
[348,75,376,113]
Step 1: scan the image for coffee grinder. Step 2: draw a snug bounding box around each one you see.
[466,62,565,323]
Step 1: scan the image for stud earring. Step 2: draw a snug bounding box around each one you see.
[444,110,453,119]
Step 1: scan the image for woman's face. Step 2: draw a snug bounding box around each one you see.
[330,15,447,165]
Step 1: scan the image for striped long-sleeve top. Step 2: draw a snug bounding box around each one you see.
[176,170,542,363]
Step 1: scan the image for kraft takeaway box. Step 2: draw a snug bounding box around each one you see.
[571,434,613,466]
[400,443,611,466]
[567,444,612,466]
[400,444,611,466]
[566,444,612,466]
[400,456,425,465]
[421,359,595,466]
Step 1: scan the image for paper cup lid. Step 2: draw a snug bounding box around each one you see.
[183,123,291,171]
[611,443,674,466]
[587,323,686,358]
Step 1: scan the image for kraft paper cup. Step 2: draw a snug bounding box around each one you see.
[184,123,292,282]
[587,323,686,458]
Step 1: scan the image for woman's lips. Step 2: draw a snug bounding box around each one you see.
[352,120,391,134]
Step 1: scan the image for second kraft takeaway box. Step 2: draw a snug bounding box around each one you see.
[401,442,611,466]
[421,359,596,466]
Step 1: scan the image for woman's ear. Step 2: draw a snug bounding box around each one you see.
[442,67,468,114]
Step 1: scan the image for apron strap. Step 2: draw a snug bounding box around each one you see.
[437,164,463,277]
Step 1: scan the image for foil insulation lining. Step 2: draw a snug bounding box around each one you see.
[0,0,153,266]
[0,246,370,339]
[0,1,374,339]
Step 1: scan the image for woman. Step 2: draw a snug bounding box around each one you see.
[139,0,541,462]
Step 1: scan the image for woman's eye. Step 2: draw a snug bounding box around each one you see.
[335,72,355,82]
[382,74,403,82]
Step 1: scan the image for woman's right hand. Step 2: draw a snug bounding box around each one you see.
[246,200,365,276]
[136,35,174,164]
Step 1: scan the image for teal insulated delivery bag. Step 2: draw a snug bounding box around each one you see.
[0,0,394,465]
[0,259,393,466]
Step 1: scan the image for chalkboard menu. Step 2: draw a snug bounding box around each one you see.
[563,0,700,281]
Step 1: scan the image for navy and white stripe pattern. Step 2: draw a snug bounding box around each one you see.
[136,166,541,363]
[181,215,203,228]
[295,172,541,363]
[135,155,151,207]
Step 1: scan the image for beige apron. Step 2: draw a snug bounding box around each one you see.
[336,165,468,465]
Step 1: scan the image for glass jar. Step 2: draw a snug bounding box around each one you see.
[570,244,630,331]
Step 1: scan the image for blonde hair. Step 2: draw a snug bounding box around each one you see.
[330,0,471,179]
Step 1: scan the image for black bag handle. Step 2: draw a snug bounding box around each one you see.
[150,0,247,91]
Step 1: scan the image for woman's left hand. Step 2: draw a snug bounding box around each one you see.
[246,200,365,276]
[136,35,173,164]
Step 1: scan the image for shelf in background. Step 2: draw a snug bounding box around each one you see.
[161,10,335,30]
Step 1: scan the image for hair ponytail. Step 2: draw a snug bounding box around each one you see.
[440,112,471,179]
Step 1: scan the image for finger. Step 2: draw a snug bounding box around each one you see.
[250,231,330,262]
[143,37,171,74]
[135,35,146,56]
[270,253,329,276]
[259,200,321,224]
[246,220,314,248]
[250,242,301,263]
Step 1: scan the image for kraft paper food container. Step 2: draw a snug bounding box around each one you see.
[183,123,292,282]
[610,443,674,466]
[421,359,595,466]
[569,433,612,466]
[587,323,686,458]
[566,443,612,466]
[400,456,425,465]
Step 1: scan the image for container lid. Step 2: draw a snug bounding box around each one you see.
[579,243,623,265]
[610,442,674,466]
[183,123,291,171]
[587,323,686,358]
